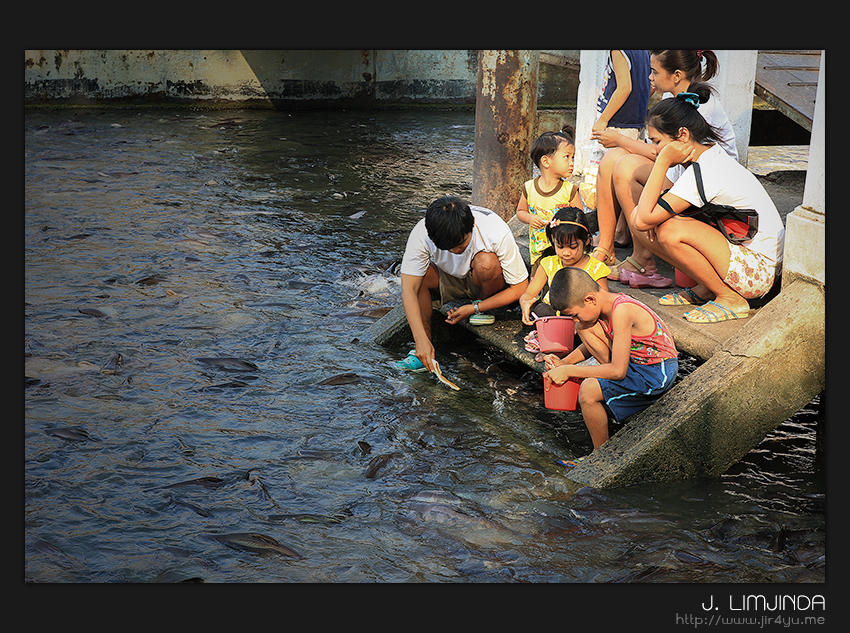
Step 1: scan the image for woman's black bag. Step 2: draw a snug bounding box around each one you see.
[658,162,759,245]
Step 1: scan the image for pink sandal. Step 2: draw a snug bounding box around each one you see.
[524,330,540,353]
[623,269,673,289]
[618,256,672,289]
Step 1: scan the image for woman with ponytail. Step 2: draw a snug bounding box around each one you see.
[621,87,785,323]
[648,50,737,181]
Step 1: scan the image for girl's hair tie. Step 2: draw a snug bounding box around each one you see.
[677,91,700,109]
[696,50,704,58]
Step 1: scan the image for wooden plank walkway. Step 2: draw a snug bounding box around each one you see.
[754,50,821,132]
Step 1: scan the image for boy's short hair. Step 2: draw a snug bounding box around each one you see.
[425,196,474,250]
[549,267,600,312]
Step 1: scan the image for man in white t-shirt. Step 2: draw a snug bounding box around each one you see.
[396,196,529,372]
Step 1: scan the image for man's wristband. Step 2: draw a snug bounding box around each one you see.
[473,300,481,315]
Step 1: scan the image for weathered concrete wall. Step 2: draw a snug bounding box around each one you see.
[24,49,580,108]
[25,50,267,105]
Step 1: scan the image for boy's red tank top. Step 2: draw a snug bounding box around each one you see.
[602,294,678,365]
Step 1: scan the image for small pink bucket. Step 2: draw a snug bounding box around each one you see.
[535,316,575,354]
[544,376,583,411]
[675,268,697,288]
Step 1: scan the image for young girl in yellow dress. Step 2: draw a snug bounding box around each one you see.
[519,207,611,352]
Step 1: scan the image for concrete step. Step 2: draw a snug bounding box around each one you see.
[606,243,762,362]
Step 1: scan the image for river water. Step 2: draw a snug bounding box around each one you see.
[24,107,824,584]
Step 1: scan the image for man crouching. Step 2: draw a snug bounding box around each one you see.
[396,196,529,373]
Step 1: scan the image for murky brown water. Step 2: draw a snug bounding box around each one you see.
[25,107,824,584]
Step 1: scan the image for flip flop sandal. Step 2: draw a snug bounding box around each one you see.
[684,301,749,323]
[608,263,625,281]
[469,313,495,325]
[659,287,706,306]
[524,330,540,352]
[591,246,615,266]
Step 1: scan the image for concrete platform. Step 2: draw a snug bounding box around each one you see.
[367,183,822,489]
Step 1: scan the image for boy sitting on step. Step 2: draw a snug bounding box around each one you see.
[543,267,678,451]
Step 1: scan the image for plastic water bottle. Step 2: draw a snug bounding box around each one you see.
[579,142,605,211]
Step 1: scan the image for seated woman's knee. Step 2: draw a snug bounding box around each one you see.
[654,217,688,249]
[599,147,628,174]
[612,153,646,181]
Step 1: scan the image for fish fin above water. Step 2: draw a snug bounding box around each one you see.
[196,357,259,372]
[315,372,360,386]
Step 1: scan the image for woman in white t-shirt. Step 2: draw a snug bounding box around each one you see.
[626,85,785,323]
[592,50,738,289]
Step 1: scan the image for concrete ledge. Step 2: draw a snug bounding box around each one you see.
[367,304,477,349]
[566,279,825,488]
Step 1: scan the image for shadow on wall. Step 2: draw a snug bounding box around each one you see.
[239,50,478,109]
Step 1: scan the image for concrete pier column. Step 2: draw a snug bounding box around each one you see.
[711,50,758,166]
[472,50,540,220]
[783,51,825,290]
[574,50,607,175]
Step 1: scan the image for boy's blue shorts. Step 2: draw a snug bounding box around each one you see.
[597,357,678,422]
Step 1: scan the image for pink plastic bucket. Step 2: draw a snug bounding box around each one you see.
[544,376,583,411]
[675,268,697,288]
[535,316,575,354]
